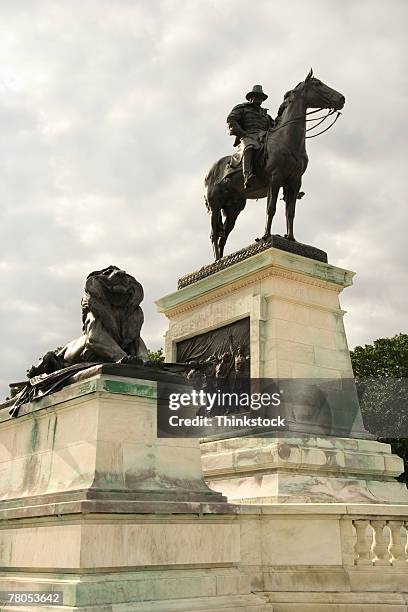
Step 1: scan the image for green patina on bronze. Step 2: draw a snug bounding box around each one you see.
[103,379,156,399]
[22,379,98,415]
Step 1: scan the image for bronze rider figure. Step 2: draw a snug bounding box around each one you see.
[226,85,275,189]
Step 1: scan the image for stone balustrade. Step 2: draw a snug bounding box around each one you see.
[240,505,408,610]
[353,517,408,566]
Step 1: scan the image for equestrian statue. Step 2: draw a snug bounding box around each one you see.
[204,69,345,260]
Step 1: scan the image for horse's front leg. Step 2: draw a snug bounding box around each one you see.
[259,179,280,240]
[284,179,301,241]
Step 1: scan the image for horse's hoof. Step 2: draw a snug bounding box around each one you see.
[256,234,271,243]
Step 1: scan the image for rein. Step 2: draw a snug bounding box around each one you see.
[271,107,340,137]
[305,110,341,138]
[306,109,335,129]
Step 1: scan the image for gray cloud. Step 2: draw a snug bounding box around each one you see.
[0,0,407,397]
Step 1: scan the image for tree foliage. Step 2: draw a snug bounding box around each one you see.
[351,334,408,378]
[350,333,408,484]
[147,348,165,365]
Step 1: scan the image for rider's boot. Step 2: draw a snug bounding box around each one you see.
[243,148,256,189]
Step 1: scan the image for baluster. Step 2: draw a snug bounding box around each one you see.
[353,519,372,566]
[387,520,405,566]
[404,521,408,563]
[371,520,389,565]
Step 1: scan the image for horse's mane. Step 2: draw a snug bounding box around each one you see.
[274,83,303,126]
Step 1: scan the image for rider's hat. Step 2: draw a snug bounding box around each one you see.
[246,84,268,101]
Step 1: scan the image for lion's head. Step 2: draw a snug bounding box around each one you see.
[84,265,144,309]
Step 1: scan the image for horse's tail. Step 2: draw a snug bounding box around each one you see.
[204,182,211,214]
[204,156,231,213]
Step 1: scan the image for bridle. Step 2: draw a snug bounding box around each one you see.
[270,82,342,139]
[304,86,342,138]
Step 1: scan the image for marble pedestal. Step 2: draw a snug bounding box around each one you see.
[156,244,408,505]
[0,365,227,511]
[156,244,356,381]
[0,368,269,611]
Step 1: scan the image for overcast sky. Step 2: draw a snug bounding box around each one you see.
[0,0,407,397]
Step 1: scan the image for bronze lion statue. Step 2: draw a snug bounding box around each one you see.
[28,265,148,377]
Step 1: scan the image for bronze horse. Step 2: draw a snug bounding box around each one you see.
[204,70,345,260]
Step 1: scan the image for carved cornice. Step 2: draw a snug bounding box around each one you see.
[178,237,328,289]
[164,265,342,318]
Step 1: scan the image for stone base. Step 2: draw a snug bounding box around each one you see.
[264,591,408,611]
[0,515,268,611]
[201,435,408,504]
[0,570,269,611]
[1,503,408,611]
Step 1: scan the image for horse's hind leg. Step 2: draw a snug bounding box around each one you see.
[219,199,246,258]
[210,208,223,260]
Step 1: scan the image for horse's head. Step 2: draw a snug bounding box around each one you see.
[302,68,345,110]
